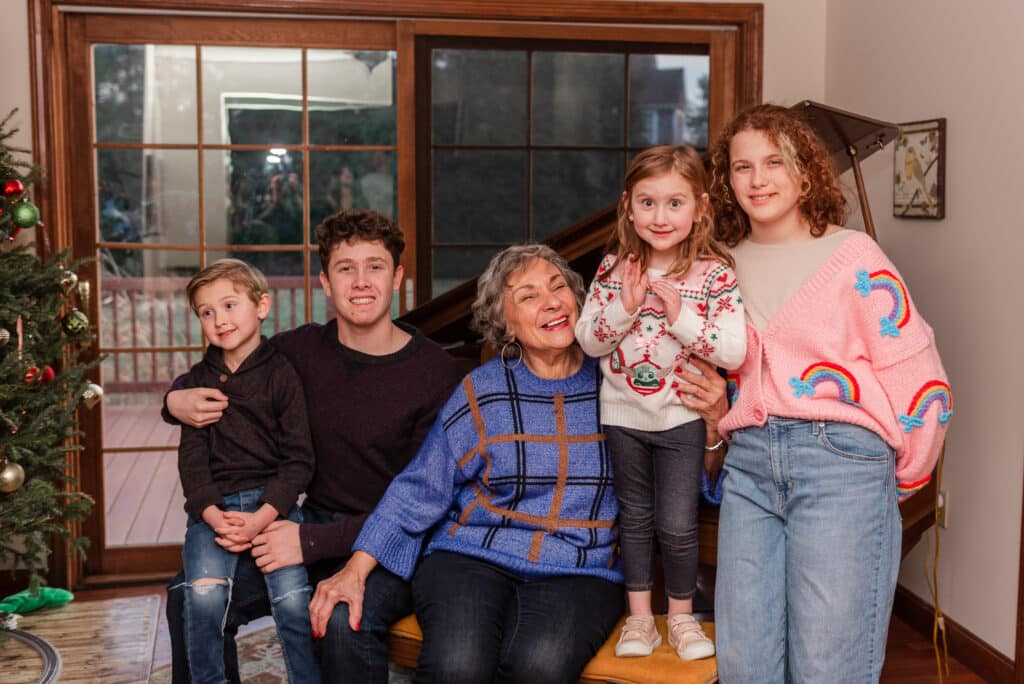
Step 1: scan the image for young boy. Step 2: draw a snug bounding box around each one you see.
[178,258,319,684]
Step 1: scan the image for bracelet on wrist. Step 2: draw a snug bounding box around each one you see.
[704,438,725,452]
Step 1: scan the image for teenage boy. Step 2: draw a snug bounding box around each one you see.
[164,210,464,683]
[176,259,318,684]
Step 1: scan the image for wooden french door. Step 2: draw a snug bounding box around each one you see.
[63,13,407,577]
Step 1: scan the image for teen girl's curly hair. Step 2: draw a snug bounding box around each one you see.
[603,145,733,280]
[708,104,848,247]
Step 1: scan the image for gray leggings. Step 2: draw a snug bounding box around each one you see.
[604,420,705,600]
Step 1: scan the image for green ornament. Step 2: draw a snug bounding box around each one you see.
[11,200,40,228]
[61,308,89,336]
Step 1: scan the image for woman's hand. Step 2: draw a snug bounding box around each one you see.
[167,387,229,428]
[674,356,729,482]
[616,254,649,315]
[309,551,378,637]
[673,355,728,430]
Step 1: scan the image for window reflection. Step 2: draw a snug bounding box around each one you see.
[629,54,710,148]
[309,151,396,231]
[93,44,197,144]
[201,46,303,145]
[532,52,624,146]
[202,149,306,270]
[308,49,397,145]
[97,148,199,251]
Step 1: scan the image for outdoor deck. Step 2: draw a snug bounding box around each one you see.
[103,405,185,546]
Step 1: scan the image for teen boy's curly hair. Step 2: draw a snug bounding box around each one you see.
[315,209,405,268]
[708,104,848,247]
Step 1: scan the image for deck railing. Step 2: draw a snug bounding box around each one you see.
[100,275,316,393]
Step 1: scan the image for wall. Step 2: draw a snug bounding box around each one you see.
[824,0,1023,658]
[6,0,1018,660]
[5,1,33,251]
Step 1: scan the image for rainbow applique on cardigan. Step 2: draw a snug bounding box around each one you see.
[720,232,951,498]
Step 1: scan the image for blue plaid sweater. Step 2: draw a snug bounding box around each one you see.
[354,355,622,584]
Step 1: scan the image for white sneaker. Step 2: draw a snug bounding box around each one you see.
[614,614,662,657]
[667,613,715,661]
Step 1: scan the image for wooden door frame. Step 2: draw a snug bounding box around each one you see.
[29,0,762,586]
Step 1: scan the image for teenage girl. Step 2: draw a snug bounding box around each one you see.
[575,145,746,661]
[707,104,951,683]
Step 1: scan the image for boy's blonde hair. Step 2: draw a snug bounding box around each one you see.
[186,259,269,314]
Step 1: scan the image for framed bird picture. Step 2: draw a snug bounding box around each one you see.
[893,118,946,219]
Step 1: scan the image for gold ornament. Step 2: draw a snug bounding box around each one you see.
[0,327,8,346]
[59,270,79,297]
[82,382,104,409]
[0,461,26,494]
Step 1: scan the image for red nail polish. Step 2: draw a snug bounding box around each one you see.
[354,622,361,632]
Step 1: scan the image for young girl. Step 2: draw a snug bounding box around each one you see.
[707,104,951,683]
[575,145,746,661]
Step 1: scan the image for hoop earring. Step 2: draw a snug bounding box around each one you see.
[500,340,523,370]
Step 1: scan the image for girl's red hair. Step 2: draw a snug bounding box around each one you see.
[708,104,848,247]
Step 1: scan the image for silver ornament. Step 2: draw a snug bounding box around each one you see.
[82,382,105,409]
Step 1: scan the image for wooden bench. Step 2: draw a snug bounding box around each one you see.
[387,479,936,683]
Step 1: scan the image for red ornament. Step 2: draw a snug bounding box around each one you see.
[3,179,24,196]
[24,366,40,383]
[39,365,56,383]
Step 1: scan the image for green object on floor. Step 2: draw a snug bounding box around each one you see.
[0,587,74,614]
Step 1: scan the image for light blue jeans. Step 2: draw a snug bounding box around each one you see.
[182,486,320,684]
[715,419,901,684]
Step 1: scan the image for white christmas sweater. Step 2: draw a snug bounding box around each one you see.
[576,255,747,432]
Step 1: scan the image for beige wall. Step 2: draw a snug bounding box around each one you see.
[7,0,1019,660]
[6,0,33,251]
[824,0,1023,658]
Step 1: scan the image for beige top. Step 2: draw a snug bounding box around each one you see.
[731,229,855,330]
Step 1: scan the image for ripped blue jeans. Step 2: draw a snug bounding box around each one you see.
[181,486,319,684]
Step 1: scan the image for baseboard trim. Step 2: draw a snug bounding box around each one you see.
[894,585,1014,684]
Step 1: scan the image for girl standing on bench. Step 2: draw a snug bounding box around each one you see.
[576,145,747,661]
[707,104,951,683]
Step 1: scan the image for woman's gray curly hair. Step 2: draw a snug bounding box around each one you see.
[470,244,586,350]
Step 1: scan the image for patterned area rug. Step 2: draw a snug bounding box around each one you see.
[148,626,414,683]
[1,595,160,684]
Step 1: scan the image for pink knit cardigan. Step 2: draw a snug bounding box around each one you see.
[719,232,951,497]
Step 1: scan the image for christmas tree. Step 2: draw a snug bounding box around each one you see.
[0,109,97,593]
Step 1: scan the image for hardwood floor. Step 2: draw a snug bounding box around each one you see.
[68,583,987,682]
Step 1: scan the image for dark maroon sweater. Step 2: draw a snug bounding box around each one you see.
[263,320,463,564]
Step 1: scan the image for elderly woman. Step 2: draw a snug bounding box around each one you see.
[309,244,624,682]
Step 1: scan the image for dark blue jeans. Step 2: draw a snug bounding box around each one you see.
[411,551,624,684]
[179,488,319,684]
[166,505,412,683]
[604,421,705,599]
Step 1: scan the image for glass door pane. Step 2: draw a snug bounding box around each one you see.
[91,38,399,551]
